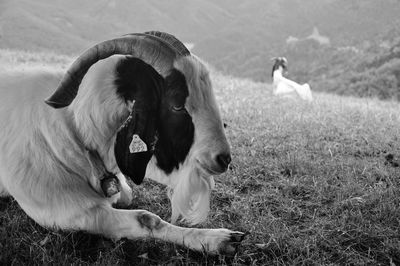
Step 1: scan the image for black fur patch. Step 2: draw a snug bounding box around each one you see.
[154,69,195,174]
[115,56,163,102]
[137,212,163,231]
[272,58,287,77]
[114,57,162,184]
[114,57,194,179]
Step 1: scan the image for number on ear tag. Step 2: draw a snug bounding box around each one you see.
[129,134,148,153]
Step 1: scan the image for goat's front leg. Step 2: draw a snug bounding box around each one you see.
[85,206,245,255]
[115,173,133,206]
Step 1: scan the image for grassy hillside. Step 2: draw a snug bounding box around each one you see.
[1,50,399,265]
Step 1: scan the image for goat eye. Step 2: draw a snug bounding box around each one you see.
[172,105,185,112]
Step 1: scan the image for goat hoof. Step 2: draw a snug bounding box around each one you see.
[101,175,121,197]
[218,231,248,256]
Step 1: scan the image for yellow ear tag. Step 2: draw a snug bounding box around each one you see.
[129,134,148,153]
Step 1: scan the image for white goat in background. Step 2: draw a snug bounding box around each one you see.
[271,57,313,101]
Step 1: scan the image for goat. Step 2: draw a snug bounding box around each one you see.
[271,57,313,101]
[0,31,245,255]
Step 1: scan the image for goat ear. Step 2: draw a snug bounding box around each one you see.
[114,103,158,185]
[113,57,163,185]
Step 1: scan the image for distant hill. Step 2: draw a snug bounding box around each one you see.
[1,0,400,88]
[282,22,400,100]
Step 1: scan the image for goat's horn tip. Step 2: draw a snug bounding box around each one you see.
[44,99,67,109]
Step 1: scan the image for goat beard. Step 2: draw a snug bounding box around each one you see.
[167,165,214,225]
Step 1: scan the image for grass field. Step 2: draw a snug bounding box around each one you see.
[1,50,400,265]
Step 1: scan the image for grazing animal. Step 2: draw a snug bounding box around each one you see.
[0,31,245,255]
[271,57,313,101]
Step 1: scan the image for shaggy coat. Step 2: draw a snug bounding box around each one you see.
[0,34,245,254]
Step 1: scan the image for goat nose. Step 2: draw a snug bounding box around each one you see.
[216,153,231,171]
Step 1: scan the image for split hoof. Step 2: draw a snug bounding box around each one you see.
[218,231,249,256]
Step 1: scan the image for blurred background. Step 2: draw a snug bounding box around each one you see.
[1,0,400,99]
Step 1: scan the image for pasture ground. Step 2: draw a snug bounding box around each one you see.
[1,50,400,265]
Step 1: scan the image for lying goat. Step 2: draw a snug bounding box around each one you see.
[271,57,313,101]
[0,31,245,254]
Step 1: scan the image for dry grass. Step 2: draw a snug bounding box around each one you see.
[1,50,400,265]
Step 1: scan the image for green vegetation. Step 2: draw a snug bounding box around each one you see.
[2,0,400,101]
[1,50,399,265]
[284,24,400,101]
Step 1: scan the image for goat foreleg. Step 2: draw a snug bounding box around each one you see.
[85,206,246,255]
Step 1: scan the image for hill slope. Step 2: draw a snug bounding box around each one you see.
[1,0,400,83]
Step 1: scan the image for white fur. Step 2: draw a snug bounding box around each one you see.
[272,66,313,101]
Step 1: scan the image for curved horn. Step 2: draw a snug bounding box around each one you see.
[45,32,189,108]
[126,31,190,56]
